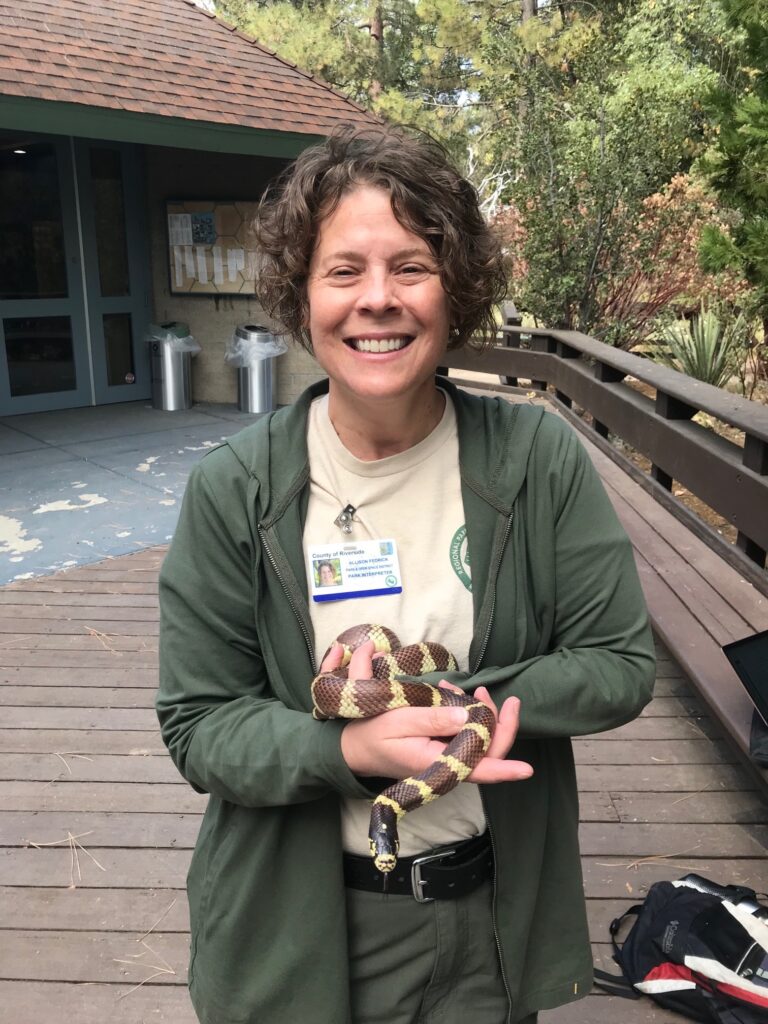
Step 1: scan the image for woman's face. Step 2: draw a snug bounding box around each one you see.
[306,185,450,410]
[319,563,335,585]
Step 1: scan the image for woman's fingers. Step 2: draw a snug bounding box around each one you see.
[438,682,533,782]
[340,704,468,777]
[319,642,344,673]
[320,640,377,676]
[347,640,375,679]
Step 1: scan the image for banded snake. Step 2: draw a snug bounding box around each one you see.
[311,623,495,874]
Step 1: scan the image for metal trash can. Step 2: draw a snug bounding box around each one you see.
[147,322,196,411]
[232,324,280,413]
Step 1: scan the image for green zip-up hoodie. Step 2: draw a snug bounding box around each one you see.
[157,379,655,1024]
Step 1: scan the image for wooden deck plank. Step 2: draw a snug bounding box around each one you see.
[0,730,164,754]
[1,930,188,984]
[0,847,191,888]
[0,619,158,636]
[0,667,158,686]
[0,686,157,707]
[575,738,737,765]
[0,591,158,606]
[0,981,196,1023]
[0,754,182,784]
[0,650,157,667]
[0,635,158,650]
[612,791,768,824]
[0,782,208,814]
[2,886,190,931]
[580,857,768,898]
[0,708,159,729]
[576,763,755,791]
[0,604,159,620]
[601,716,721,740]
[1,811,202,848]
[0,580,158,594]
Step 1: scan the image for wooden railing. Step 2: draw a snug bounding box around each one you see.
[441,321,768,592]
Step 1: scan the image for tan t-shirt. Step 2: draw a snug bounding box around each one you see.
[304,392,486,856]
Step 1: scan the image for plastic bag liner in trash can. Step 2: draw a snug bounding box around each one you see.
[146,322,201,411]
[225,324,287,413]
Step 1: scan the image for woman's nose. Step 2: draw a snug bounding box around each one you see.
[355,270,400,314]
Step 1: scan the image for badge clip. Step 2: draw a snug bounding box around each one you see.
[334,504,357,535]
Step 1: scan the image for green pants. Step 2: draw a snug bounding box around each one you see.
[346,880,537,1024]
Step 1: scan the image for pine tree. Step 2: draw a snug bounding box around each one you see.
[699,0,768,338]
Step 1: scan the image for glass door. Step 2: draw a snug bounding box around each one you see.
[75,141,151,404]
[0,134,92,414]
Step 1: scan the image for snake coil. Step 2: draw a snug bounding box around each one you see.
[311,624,495,874]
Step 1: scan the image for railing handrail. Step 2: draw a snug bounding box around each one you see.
[502,325,768,444]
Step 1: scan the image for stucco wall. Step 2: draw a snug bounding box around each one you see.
[144,144,324,406]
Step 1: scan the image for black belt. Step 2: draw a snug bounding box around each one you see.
[343,831,494,902]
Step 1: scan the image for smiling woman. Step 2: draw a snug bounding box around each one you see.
[305,185,451,458]
[157,123,655,1024]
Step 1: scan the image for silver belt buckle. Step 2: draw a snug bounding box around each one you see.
[410,847,456,903]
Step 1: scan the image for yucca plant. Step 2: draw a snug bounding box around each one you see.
[656,302,748,389]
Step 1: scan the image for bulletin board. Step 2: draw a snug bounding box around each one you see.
[166,200,260,295]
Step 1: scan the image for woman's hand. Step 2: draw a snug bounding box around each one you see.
[321,641,533,783]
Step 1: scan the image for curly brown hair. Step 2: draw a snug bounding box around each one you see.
[253,124,507,352]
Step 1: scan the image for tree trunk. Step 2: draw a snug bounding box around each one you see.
[518,0,537,122]
[369,4,383,102]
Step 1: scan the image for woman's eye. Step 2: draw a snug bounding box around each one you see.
[399,264,426,275]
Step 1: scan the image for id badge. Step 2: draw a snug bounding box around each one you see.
[308,538,402,603]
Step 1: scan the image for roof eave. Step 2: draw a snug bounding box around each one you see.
[0,94,331,157]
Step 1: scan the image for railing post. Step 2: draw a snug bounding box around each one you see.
[651,391,697,491]
[530,334,554,392]
[737,434,768,567]
[499,300,521,387]
[593,362,626,438]
[554,340,579,408]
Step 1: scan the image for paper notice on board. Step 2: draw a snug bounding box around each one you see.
[168,214,193,247]
[227,248,245,282]
[173,246,184,288]
[183,247,195,278]
[226,249,238,282]
[212,247,224,286]
[196,247,209,284]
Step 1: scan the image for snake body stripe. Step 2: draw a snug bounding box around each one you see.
[311,623,495,874]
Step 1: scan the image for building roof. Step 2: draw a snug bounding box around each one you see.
[0,0,375,155]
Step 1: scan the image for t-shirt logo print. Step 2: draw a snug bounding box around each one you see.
[449,525,472,592]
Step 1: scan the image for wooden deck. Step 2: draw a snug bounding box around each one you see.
[1,520,767,1019]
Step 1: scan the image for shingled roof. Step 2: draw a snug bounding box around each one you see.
[0,0,375,154]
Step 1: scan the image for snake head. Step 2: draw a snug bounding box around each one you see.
[369,832,399,875]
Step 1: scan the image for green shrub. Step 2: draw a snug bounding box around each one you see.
[655,302,748,388]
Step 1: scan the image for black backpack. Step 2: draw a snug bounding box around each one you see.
[594,874,768,1022]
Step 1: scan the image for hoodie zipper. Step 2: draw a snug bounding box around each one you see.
[474,509,515,1023]
[258,524,315,668]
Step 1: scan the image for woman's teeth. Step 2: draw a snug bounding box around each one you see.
[350,337,410,353]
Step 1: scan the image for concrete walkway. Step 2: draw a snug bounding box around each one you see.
[0,401,264,586]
